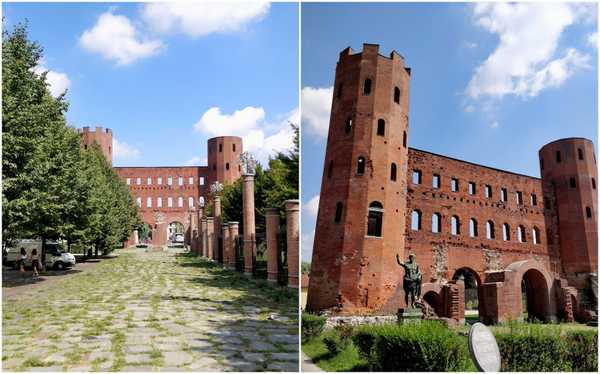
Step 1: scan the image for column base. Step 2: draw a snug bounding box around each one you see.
[244,271,253,277]
[267,278,278,283]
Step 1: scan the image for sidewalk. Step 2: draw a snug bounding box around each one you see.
[301,352,323,372]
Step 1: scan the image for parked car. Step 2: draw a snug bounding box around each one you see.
[174,234,184,243]
[5,239,76,270]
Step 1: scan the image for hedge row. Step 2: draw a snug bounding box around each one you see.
[301,313,326,341]
[353,321,474,371]
[496,324,597,372]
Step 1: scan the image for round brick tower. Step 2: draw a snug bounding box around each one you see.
[539,138,598,289]
[207,136,243,185]
[307,44,412,314]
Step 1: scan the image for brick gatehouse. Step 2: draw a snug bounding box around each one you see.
[306,44,597,324]
[78,126,242,248]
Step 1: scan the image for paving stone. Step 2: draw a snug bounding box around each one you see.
[242,352,265,362]
[271,352,298,361]
[125,345,150,354]
[269,361,299,371]
[121,366,155,372]
[28,366,64,372]
[163,351,193,366]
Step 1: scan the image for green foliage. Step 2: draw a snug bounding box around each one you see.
[302,312,327,342]
[353,321,473,371]
[301,261,311,275]
[323,323,354,355]
[496,323,597,372]
[2,23,140,256]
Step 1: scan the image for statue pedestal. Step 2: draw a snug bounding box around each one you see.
[397,308,423,324]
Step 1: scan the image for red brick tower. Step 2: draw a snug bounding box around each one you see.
[207,136,243,185]
[79,126,113,165]
[307,44,412,314]
[539,138,598,289]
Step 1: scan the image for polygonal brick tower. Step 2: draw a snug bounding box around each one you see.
[79,126,113,165]
[539,138,598,289]
[307,44,411,314]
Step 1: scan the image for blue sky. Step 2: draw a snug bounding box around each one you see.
[3,2,299,167]
[300,2,598,262]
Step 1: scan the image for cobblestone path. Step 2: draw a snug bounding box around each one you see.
[2,247,299,371]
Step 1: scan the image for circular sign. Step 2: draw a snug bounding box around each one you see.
[468,322,501,372]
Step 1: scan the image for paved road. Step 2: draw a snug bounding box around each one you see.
[2,247,299,371]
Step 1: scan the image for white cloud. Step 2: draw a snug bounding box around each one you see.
[194,106,266,136]
[141,2,270,38]
[193,106,297,165]
[464,105,475,113]
[113,138,141,159]
[301,86,333,139]
[303,195,320,218]
[466,3,590,100]
[587,32,598,49]
[80,12,163,66]
[490,121,499,129]
[184,156,207,166]
[31,65,71,98]
[301,229,315,262]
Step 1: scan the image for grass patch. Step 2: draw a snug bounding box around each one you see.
[19,356,56,369]
[303,336,367,372]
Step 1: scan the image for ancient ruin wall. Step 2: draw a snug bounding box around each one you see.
[404,148,562,295]
[79,126,113,165]
[207,136,243,186]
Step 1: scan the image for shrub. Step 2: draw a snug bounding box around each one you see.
[302,313,326,341]
[495,324,571,371]
[565,330,597,372]
[323,323,354,355]
[353,321,472,371]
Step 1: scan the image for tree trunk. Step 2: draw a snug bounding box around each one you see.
[41,236,47,271]
[94,247,98,258]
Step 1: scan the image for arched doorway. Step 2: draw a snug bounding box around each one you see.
[452,267,481,322]
[423,291,442,316]
[521,268,550,322]
[138,223,153,245]
[168,222,184,244]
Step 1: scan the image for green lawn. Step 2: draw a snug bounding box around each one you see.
[302,336,367,372]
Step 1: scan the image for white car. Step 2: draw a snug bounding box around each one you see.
[174,234,184,243]
[5,240,76,270]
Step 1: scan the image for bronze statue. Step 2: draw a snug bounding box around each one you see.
[396,253,422,308]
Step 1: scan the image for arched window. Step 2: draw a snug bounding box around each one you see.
[219,144,222,152]
[578,148,584,160]
[188,197,194,208]
[394,86,400,104]
[469,219,478,237]
[157,197,163,208]
[233,143,236,152]
[199,196,205,207]
[367,201,383,237]
[451,216,460,235]
[377,119,385,136]
[168,197,173,208]
[178,197,184,208]
[556,151,561,163]
[356,156,366,175]
[363,78,372,95]
[411,210,421,231]
[486,220,495,239]
[592,178,596,189]
[336,83,343,99]
[328,160,333,179]
[570,177,576,188]
[226,162,230,170]
[586,206,592,218]
[517,225,526,243]
[334,202,343,223]
[345,118,353,133]
[432,213,441,233]
[146,197,152,208]
[532,227,540,244]
[403,131,407,148]
[136,197,142,208]
[390,163,397,181]
[502,223,510,241]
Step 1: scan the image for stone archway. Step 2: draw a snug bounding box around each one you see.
[452,267,482,321]
[168,221,184,244]
[505,260,556,322]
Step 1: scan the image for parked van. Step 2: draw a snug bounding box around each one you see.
[5,240,76,270]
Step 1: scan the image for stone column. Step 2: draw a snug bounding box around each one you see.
[243,175,256,276]
[206,217,214,260]
[285,200,299,288]
[228,222,239,270]
[266,208,280,283]
[200,218,207,257]
[222,223,230,267]
[196,209,204,256]
[133,230,139,246]
[214,196,222,263]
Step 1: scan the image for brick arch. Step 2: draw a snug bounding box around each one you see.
[421,283,443,315]
[504,260,557,322]
[452,267,484,319]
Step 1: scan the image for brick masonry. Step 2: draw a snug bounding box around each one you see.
[307,44,598,324]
